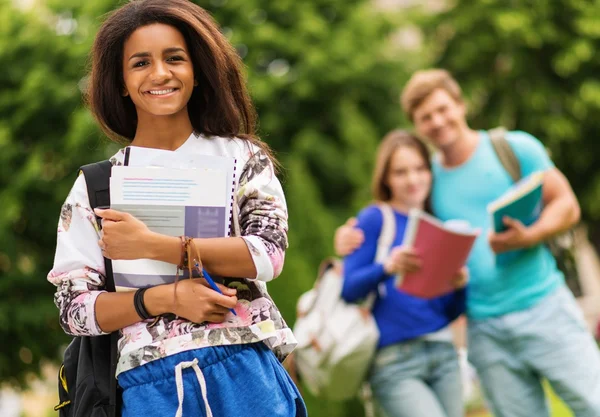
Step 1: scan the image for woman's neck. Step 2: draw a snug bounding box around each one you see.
[131,112,195,151]
[386,200,424,214]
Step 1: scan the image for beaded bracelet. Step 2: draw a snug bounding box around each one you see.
[177,236,203,278]
[178,236,188,270]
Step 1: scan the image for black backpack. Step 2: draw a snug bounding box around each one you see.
[54,160,122,417]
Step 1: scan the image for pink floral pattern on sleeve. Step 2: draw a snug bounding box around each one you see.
[237,149,288,281]
[47,174,108,336]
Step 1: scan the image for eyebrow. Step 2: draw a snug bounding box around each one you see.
[128,47,187,61]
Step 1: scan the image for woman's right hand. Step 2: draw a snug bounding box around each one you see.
[383,246,422,275]
[148,279,238,323]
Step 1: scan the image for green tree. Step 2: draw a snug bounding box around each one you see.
[426,0,600,242]
[0,0,112,386]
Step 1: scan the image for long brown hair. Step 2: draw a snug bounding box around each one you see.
[86,0,275,162]
[371,129,432,212]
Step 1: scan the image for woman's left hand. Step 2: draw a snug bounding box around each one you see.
[451,266,469,289]
[95,208,154,260]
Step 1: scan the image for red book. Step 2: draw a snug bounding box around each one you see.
[394,209,479,299]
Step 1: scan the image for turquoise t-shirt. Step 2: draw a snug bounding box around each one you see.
[431,130,564,319]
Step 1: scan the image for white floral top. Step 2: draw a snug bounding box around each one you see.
[47,133,296,375]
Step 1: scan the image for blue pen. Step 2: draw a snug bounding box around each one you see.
[199,266,237,316]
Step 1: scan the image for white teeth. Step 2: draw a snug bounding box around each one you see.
[148,89,175,95]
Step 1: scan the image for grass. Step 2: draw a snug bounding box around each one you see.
[467,384,572,417]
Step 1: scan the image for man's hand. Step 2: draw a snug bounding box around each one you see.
[489,216,535,254]
[334,218,365,257]
[383,246,422,275]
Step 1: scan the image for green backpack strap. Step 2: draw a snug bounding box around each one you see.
[489,127,521,182]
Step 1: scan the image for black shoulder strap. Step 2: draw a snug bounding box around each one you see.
[79,160,114,291]
[80,160,112,215]
[79,160,120,415]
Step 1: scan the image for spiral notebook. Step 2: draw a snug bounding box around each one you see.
[109,146,237,291]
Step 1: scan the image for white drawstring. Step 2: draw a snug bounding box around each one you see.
[174,358,213,417]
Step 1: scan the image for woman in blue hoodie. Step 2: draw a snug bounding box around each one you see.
[341,130,467,417]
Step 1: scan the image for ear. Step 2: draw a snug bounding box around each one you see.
[194,79,199,87]
[122,88,129,97]
[457,99,467,117]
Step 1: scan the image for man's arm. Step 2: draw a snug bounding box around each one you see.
[334,217,365,257]
[489,167,580,253]
[530,167,581,240]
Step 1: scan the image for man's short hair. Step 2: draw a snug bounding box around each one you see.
[401,69,463,121]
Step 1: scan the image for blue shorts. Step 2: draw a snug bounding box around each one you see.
[118,343,307,417]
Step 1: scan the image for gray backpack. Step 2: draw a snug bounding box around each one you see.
[292,204,396,400]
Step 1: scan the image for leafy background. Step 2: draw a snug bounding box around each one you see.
[1,0,599,415]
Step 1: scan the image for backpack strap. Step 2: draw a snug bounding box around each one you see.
[79,160,115,291]
[79,160,120,415]
[489,127,522,182]
[80,160,112,220]
[364,203,397,308]
[375,203,396,263]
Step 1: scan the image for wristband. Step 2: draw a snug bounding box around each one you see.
[133,287,154,321]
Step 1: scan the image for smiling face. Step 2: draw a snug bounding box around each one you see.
[412,88,468,150]
[122,23,195,121]
[386,145,432,210]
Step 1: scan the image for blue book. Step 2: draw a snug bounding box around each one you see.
[487,171,544,264]
[488,171,544,232]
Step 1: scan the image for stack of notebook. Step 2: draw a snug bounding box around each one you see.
[109,146,237,292]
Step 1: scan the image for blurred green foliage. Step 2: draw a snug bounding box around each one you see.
[426,0,600,238]
[0,0,112,389]
[2,0,600,416]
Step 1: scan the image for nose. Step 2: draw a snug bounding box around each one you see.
[406,169,419,185]
[430,112,444,128]
[150,61,171,84]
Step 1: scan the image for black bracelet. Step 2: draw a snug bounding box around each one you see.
[133,287,154,321]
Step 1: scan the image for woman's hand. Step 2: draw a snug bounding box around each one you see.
[170,279,238,323]
[145,279,238,324]
[334,218,365,257]
[95,209,156,260]
[451,267,469,289]
[383,246,421,275]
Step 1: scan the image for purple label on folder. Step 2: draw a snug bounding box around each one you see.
[184,206,226,238]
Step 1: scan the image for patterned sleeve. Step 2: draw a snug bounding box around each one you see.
[236,148,288,282]
[47,173,109,336]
